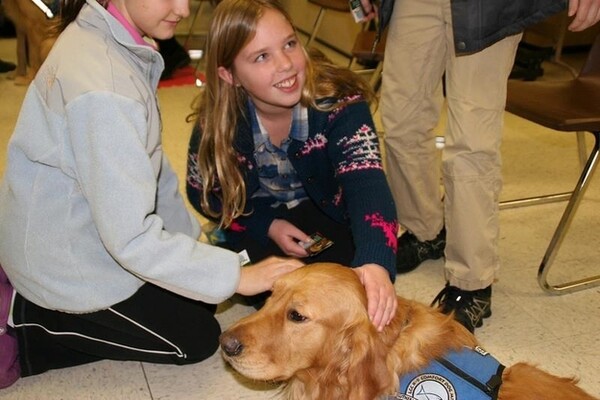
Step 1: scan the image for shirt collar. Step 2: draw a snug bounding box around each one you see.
[106,2,156,48]
[248,99,308,150]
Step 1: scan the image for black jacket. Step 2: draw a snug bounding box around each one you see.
[377,0,567,54]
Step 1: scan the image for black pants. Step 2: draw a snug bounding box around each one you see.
[226,199,355,267]
[12,283,220,377]
[222,200,356,307]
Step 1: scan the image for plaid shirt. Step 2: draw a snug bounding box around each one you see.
[249,100,309,209]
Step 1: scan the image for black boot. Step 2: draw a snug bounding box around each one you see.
[0,59,16,73]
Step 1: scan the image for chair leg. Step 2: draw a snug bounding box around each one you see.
[306,7,326,48]
[576,131,588,170]
[183,0,209,51]
[499,131,590,210]
[538,131,600,294]
[499,132,593,210]
[368,60,383,88]
[550,11,580,78]
[499,192,572,209]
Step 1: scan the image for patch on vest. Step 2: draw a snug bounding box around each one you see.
[387,346,505,400]
[393,373,457,400]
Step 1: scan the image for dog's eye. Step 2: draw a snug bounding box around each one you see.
[287,309,307,322]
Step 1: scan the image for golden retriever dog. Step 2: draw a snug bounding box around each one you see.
[220,263,598,400]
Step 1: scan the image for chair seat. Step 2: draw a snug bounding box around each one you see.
[307,0,349,12]
[351,30,387,62]
[506,79,600,132]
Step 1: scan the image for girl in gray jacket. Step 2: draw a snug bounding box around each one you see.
[0,0,302,387]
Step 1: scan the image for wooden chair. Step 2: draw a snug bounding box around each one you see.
[349,28,387,88]
[503,33,600,294]
[183,0,220,68]
[306,0,386,89]
[305,0,350,48]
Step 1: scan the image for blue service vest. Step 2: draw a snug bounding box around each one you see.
[387,346,504,400]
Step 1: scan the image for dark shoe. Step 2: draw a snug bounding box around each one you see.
[396,227,446,273]
[431,283,492,333]
[0,265,20,389]
[0,59,16,74]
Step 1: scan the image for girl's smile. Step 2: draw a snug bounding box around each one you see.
[274,76,298,90]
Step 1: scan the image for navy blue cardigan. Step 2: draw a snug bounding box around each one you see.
[187,97,398,279]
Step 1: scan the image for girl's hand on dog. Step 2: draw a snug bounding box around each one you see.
[353,264,397,332]
[236,256,305,296]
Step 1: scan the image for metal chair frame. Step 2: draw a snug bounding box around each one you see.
[535,131,599,294]
[503,32,600,295]
[348,27,387,89]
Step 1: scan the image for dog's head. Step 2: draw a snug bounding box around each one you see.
[219,263,396,399]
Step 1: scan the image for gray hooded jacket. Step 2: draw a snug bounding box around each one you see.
[0,0,240,312]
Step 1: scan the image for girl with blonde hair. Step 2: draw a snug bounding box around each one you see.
[187,0,399,330]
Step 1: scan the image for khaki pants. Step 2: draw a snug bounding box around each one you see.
[382,0,522,290]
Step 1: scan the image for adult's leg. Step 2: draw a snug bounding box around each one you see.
[382,0,448,241]
[443,33,522,290]
[13,283,220,376]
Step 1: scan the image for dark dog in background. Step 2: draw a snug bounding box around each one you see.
[220,263,598,400]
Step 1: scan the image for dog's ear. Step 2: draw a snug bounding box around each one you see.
[316,319,395,400]
[347,320,396,399]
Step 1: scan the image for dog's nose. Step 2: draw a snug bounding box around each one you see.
[219,332,244,357]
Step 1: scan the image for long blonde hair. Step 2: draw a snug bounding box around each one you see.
[195,0,375,228]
